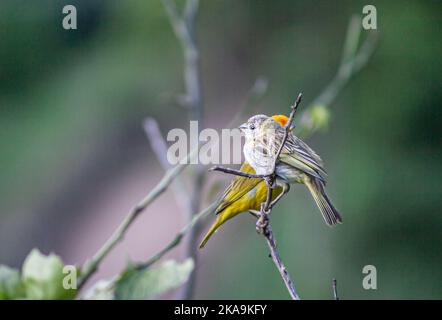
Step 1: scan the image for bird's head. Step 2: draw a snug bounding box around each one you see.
[239,114,268,138]
[239,114,283,141]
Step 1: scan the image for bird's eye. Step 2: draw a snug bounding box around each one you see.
[249,124,255,130]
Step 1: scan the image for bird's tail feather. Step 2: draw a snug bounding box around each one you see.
[305,178,342,226]
[199,216,224,249]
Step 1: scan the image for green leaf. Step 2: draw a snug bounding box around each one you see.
[22,249,78,300]
[114,259,194,300]
[0,265,25,299]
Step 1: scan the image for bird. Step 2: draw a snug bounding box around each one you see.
[199,115,290,249]
[239,114,342,226]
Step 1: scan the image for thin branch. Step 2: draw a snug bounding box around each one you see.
[161,0,203,300]
[209,166,269,179]
[143,118,190,213]
[271,93,302,173]
[299,14,378,137]
[184,0,199,32]
[262,224,300,300]
[339,15,362,67]
[314,15,377,108]
[163,0,202,115]
[78,147,199,290]
[161,0,192,52]
[332,278,339,300]
[137,201,219,270]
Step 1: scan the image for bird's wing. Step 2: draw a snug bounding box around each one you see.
[215,162,262,215]
[279,134,327,182]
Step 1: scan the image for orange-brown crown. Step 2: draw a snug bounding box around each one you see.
[271,114,289,127]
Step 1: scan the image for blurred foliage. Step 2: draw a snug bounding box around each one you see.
[0,0,441,299]
[22,249,77,299]
[0,249,77,299]
[114,258,194,300]
[84,258,194,300]
[0,248,193,300]
[0,265,24,299]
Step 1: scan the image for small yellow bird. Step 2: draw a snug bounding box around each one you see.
[199,115,289,249]
[240,114,342,226]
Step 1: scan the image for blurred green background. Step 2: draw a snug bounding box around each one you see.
[1,0,441,299]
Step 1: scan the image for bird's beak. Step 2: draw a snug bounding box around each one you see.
[238,123,247,131]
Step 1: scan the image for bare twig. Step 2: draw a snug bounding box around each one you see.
[312,16,377,108]
[143,118,191,214]
[262,224,300,300]
[270,93,302,173]
[298,14,378,137]
[332,278,339,300]
[209,166,269,179]
[162,0,203,300]
[137,201,219,270]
